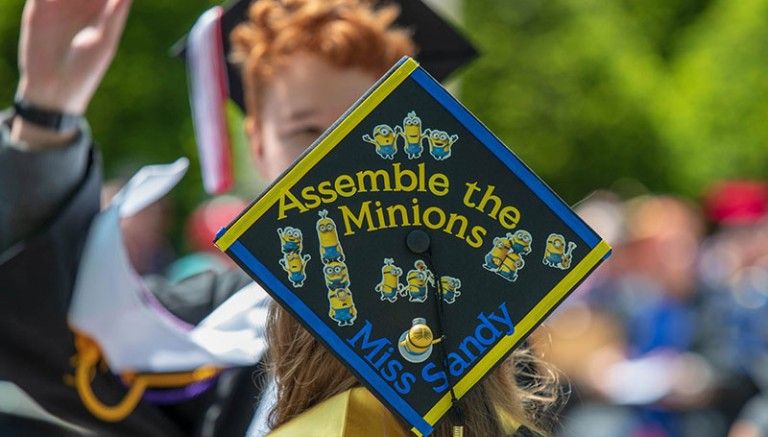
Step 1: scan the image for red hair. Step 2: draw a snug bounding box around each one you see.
[229,0,415,117]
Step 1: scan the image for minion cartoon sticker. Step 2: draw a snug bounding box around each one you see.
[427,129,458,161]
[496,252,525,282]
[483,232,530,281]
[323,261,350,290]
[543,233,577,270]
[510,230,533,255]
[317,210,345,263]
[277,226,303,253]
[279,251,311,287]
[439,276,462,304]
[483,232,513,271]
[328,288,357,326]
[405,260,434,303]
[398,111,427,159]
[375,258,405,303]
[398,318,443,363]
[363,124,398,160]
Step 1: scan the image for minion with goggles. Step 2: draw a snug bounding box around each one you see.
[439,276,462,304]
[510,230,532,255]
[543,233,576,270]
[375,258,404,303]
[405,260,433,303]
[427,129,458,161]
[323,261,350,290]
[398,111,427,159]
[363,124,397,159]
[483,233,513,271]
[317,210,345,263]
[277,226,303,253]
[279,251,311,287]
[328,288,357,327]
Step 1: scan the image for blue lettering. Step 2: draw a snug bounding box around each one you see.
[347,320,391,362]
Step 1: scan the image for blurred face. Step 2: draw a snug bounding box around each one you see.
[247,52,378,182]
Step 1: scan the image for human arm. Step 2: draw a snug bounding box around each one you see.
[1,0,131,251]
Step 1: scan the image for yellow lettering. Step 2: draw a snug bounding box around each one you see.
[356,169,392,193]
[499,206,520,229]
[465,225,487,249]
[429,173,449,196]
[338,202,376,235]
[444,213,469,238]
[335,175,357,197]
[423,206,447,230]
[278,190,308,219]
[301,186,321,209]
[393,164,417,192]
[318,181,338,204]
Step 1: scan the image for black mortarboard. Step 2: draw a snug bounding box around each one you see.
[173,0,478,112]
[214,56,612,435]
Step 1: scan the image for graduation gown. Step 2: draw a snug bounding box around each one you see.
[0,110,267,436]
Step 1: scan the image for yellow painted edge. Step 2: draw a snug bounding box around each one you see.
[214,57,420,251]
[422,240,612,425]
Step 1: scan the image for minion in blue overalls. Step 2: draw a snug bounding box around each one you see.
[277,226,303,253]
[317,210,345,263]
[427,129,458,161]
[328,288,357,326]
[363,124,397,160]
[399,111,427,159]
[279,252,311,287]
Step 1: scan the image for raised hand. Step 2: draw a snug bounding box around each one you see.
[15,0,132,115]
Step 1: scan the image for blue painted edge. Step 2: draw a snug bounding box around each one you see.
[229,240,432,436]
[215,226,228,240]
[409,68,600,248]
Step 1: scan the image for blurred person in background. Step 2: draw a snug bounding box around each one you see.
[700,181,768,437]
[542,193,762,437]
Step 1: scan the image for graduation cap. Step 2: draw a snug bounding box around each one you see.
[214,56,612,436]
[173,0,477,195]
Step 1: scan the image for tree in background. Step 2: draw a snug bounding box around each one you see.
[462,0,768,203]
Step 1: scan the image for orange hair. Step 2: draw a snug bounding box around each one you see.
[229,0,415,118]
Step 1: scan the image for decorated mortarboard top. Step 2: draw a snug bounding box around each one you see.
[214,57,612,436]
[172,0,477,195]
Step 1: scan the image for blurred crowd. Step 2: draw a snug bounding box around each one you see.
[533,181,768,437]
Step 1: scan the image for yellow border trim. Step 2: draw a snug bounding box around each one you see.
[215,58,420,251]
[421,240,612,426]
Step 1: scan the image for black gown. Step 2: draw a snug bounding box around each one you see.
[0,110,267,437]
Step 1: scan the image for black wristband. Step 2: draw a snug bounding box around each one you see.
[13,99,82,133]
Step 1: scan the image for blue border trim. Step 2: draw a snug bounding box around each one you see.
[229,240,432,436]
[410,68,599,248]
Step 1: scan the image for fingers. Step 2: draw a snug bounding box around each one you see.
[99,0,132,54]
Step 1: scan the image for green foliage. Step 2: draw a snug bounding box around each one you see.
[461,0,768,202]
